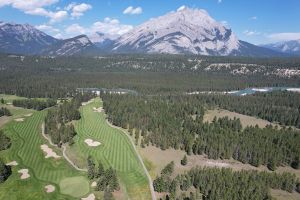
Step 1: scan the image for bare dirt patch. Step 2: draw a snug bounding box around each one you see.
[18,169,30,179]
[6,161,18,166]
[270,189,300,200]
[81,193,95,200]
[0,116,10,128]
[140,145,300,179]
[84,139,101,147]
[41,144,61,159]
[203,109,274,129]
[45,185,55,193]
[14,118,25,122]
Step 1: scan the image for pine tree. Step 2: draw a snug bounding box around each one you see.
[181,155,188,166]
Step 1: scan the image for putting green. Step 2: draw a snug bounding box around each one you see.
[59,176,90,198]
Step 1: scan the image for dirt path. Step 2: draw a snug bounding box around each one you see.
[106,119,156,200]
[41,123,87,172]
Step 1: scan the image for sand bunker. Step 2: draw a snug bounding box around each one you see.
[18,169,30,179]
[45,185,55,193]
[92,107,103,113]
[6,161,18,166]
[84,139,101,147]
[81,194,95,200]
[206,161,230,168]
[14,118,24,122]
[91,181,97,187]
[41,144,61,159]
[24,113,33,117]
[82,100,93,106]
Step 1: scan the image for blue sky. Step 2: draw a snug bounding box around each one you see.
[0,0,300,44]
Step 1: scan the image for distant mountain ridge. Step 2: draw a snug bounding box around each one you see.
[0,21,59,54]
[261,40,300,55]
[0,8,291,57]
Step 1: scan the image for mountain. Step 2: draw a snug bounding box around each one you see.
[89,32,118,49]
[41,35,97,56]
[0,21,58,54]
[112,7,280,57]
[261,40,300,55]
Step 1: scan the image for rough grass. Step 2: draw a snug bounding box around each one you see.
[0,110,88,199]
[72,98,151,200]
[203,108,275,129]
[59,176,90,197]
[140,145,300,179]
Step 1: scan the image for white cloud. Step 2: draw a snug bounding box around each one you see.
[123,6,142,15]
[0,0,67,23]
[267,32,300,41]
[243,30,261,36]
[63,18,133,38]
[35,24,60,33]
[65,23,86,35]
[0,0,59,10]
[65,2,92,18]
[249,16,257,20]
[91,17,133,35]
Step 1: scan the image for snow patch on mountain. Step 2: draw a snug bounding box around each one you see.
[112,7,240,55]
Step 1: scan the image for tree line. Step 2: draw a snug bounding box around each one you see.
[102,94,300,169]
[154,162,300,200]
[0,130,12,184]
[87,156,119,199]
[13,98,57,111]
[0,107,11,117]
[0,53,299,98]
[45,93,95,146]
[195,91,300,128]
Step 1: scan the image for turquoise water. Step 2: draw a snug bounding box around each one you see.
[228,87,300,96]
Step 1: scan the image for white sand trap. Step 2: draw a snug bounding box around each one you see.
[24,113,33,117]
[84,139,101,147]
[81,194,95,200]
[45,185,55,193]
[6,161,18,166]
[18,169,30,179]
[82,100,94,106]
[41,144,61,159]
[92,107,103,113]
[91,181,97,187]
[14,118,24,122]
[206,161,230,168]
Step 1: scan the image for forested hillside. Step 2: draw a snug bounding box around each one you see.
[102,94,300,169]
[153,164,299,200]
[0,54,299,98]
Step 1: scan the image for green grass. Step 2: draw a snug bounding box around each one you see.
[0,110,89,199]
[0,94,26,104]
[72,98,151,200]
[59,176,90,197]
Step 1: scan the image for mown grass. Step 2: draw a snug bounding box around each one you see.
[71,98,152,200]
[0,110,89,199]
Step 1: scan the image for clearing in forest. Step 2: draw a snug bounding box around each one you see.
[69,98,152,200]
